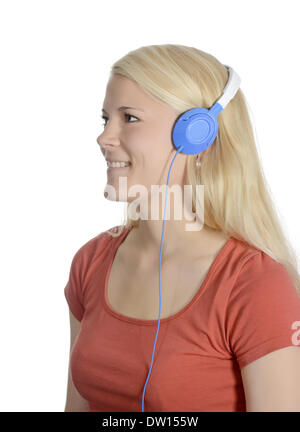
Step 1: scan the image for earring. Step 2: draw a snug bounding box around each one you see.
[196,155,201,168]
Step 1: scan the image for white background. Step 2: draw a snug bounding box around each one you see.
[0,0,299,412]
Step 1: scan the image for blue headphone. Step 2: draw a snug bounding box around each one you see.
[141,65,241,412]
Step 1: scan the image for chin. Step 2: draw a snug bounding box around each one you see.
[103,193,127,203]
[103,181,129,202]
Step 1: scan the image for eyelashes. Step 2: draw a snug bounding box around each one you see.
[101,113,139,127]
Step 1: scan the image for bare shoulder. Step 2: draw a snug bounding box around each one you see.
[190,228,231,261]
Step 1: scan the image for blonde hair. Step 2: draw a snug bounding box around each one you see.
[104,43,300,296]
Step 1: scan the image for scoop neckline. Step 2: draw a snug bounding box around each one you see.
[103,226,234,326]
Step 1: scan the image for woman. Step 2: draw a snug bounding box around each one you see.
[64,44,300,412]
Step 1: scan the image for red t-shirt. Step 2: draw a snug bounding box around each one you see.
[64,225,300,412]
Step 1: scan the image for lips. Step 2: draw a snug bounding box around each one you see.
[106,161,131,168]
[106,160,131,163]
[106,162,132,173]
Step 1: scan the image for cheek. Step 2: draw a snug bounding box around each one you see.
[127,126,174,171]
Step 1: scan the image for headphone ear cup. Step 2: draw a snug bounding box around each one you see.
[172,107,220,155]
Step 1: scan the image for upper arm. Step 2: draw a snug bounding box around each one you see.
[64,310,90,412]
[241,346,300,412]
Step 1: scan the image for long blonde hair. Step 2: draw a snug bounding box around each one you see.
[104,43,300,296]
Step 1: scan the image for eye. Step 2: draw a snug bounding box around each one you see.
[101,113,139,128]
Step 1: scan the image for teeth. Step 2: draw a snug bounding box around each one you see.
[107,161,131,168]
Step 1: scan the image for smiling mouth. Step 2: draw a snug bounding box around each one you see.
[107,164,132,172]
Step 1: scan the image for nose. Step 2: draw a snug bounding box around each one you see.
[96,130,121,152]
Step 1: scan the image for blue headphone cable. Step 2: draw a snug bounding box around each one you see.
[141,144,184,412]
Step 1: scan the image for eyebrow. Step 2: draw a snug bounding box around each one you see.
[101,106,144,114]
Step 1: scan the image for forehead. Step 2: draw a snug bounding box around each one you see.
[103,73,169,111]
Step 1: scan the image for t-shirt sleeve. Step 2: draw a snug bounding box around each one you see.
[226,251,300,369]
[64,247,85,322]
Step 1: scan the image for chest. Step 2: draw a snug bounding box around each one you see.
[106,253,215,320]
